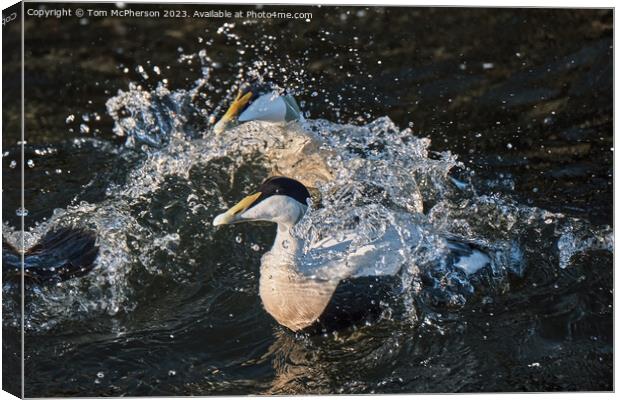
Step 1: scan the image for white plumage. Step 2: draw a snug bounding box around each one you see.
[238,91,287,122]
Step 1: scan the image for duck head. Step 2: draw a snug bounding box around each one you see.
[213,177,310,228]
[213,83,302,135]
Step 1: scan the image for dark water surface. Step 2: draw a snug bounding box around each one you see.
[2,3,613,396]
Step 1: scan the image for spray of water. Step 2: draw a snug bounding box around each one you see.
[3,23,612,333]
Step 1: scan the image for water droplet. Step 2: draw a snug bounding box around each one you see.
[136,65,149,79]
[80,124,90,134]
[27,159,34,168]
[65,114,75,123]
[96,371,105,378]
[168,370,176,377]
[235,235,243,244]
[16,207,28,217]
[9,160,16,169]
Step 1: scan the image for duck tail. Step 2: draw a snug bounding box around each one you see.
[2,227,99,284]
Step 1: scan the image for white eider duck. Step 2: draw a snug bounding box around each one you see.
[213,83,303,135]
[213,176,493,332]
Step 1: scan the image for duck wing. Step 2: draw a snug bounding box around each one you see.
[300,225,409,281]
[2,227,99,284]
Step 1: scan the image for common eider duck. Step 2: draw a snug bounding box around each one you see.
[213,176,494,332]
[212,82,335,190]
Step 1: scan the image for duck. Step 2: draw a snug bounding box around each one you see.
[213,176,494,332]
[213,82,303,135]
[211,82,335,190]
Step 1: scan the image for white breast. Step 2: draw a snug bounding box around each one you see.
[259,254,338,331]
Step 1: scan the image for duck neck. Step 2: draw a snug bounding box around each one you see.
[271,222,302,259]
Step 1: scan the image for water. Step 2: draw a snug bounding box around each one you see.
[2,4,613,395]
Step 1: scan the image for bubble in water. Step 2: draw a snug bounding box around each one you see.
[235,235,243,244]
[96,371,105,378]
[80,124,90,134]
[168,370,177,377]
[16,207,28,217]
[27,159,34,168]
[9,160,16,168]
[65,114,75,123]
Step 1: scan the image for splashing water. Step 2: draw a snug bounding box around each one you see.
[3,76,612,335]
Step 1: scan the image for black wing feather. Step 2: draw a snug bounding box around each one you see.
[2,228,99,284]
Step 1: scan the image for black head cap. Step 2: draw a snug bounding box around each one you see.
[251,177,310,208]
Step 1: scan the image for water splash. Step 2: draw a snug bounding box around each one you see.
[4,53,612,334]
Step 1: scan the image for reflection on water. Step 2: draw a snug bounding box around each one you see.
[2,3,613,396]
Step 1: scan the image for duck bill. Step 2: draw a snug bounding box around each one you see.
[213,90,253,135]
[213,192,262,226]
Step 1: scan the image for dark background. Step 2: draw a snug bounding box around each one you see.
[1,3,613,396]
